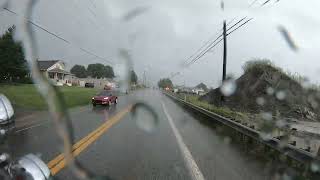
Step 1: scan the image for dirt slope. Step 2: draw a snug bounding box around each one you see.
[200,61,320,121]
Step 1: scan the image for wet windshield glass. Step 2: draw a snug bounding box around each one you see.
[1,0,320,180]
[98,91,112,96]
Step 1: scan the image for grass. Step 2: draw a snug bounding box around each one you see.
[0,84,99,110]
[175,93,244,119]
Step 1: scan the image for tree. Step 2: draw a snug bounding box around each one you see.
[70,65,87,78]
[87,63,105,78]
[130,70,138,84]
[0,26,28,82]
[158,78,173,89]
[104,65,115,78]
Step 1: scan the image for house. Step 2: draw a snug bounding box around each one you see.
[38,60,76,86]
[192,88,206,95]
[78,77,116,89]
[192,83,208,95]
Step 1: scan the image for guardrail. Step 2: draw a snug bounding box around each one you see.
[163,92,319,166]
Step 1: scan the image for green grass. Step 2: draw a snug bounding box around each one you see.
[174,93,244,119]
[0,84,99,110]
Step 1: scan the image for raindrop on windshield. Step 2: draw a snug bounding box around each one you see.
[0,129,5,135]
[276,91,286,100]
[259,131,273,141]
[256,97,265,106]
[220,79,236,96]
[266,87,274,95]
[311,162,320,172]
[260,112,272,121]
[275,119,286,128]
[133,106,158,133]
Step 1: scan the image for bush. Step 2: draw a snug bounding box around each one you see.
[242,59,299,82]
[242,59,282,74]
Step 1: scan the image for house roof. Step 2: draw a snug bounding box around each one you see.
[195,83,208,91]
[48,68,70,74]
[38,60,59,70]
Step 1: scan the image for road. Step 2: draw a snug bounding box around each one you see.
[1,89,270,180]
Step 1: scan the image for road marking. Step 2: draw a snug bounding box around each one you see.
[161,101,205,180]
[15,107,88,133]
[15,121,50,133]
[47,105,132,176]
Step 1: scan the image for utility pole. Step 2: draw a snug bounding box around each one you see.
[143,70,146,87]
[222,20,227,83]
[221,1,227,102]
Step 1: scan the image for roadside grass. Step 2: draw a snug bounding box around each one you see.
[174,93,245,120]
[0,84,99,110]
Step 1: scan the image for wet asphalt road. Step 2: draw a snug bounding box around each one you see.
[1,89,270,180]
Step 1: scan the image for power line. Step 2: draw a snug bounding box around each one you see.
[3,7,113,64]
[181,0,277,69]
[170,17,251,79]
[261,0,272,6]
[249,0,260,7]
[181,0,264,67]
[187,18,253,66]
[185,17,248,66]
[89,0,97,9]
[182,16,241,66]
[28,21,70,44]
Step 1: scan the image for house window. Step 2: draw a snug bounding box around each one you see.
[48,72,55,79]
[57,73,63,80]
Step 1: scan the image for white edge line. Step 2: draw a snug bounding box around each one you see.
[161,100,205,180]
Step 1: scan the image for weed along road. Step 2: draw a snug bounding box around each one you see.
[2,90,269,180]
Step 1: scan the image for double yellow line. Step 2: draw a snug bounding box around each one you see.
[47,105,132,175]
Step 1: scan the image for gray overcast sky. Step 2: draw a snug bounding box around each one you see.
[1,0,320,87]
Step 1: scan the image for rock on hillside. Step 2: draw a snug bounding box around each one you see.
[200,61,320,121]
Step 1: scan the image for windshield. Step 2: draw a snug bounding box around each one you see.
[1,0,320,180]
[97,91,113,96]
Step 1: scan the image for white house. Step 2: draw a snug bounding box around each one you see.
[38,60,76,86]
[77,77,116,89]
[192,88,206,95]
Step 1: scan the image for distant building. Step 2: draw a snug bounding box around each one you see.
[192,83,208,95]
[38,60,76,86]
[77,77,116,89]
[192,88,206,95]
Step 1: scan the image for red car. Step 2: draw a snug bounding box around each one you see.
[92,91,118,106]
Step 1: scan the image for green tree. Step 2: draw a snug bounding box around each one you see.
[130,70,138,84]
[158,78,173,89]
[70,65,87,78]
[104,65,115,78]
[0,26,28,82]
[87,63,105,78]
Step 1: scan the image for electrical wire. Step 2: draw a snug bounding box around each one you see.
[3,7,113,64]
[187,18,253,66]
[180,0,276,69]
[185,17,248,66]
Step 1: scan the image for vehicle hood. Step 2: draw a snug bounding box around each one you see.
[93,96,110,100]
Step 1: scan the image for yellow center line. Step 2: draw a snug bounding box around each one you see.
[47,105,132,176]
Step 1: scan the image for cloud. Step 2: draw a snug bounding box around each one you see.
[1,0,320,87]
